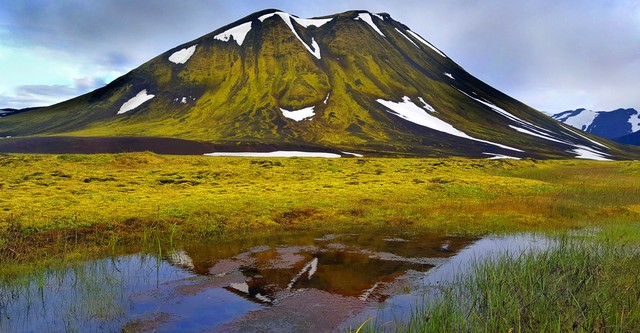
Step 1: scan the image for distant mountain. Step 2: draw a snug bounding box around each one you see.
[0,109,17,117]
[616,131,640,146]
[0,9,637,159]
[551,108,640,141]
[0,107,42,118]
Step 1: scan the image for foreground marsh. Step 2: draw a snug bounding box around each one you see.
[363,237,640,332]
[0,153,639,331]
[1,231,553,332]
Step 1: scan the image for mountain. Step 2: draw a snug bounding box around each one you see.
[0,9,637,159]
[0,109,15,117]
[616,131,640,146]
[551,108,640,142]
[0,107,41,118]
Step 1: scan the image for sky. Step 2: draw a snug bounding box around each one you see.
[1,0,639,113]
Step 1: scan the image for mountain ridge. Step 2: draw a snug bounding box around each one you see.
[551,108,639,145]
[0,9,637,159]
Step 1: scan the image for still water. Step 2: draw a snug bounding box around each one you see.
[0,231,550,332]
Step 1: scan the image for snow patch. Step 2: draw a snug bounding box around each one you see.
[214,21,252,46]
[511,125,611,160]
[458,88,612,154]
[509,125,569,145]
[570,145,612,161]
[377,97,522,152]
[444,73,454,79]
[181,97,187,104]
[406,30,446,57]
[291,16,333,28]
[308,38,322,59]
[342,151,364,157]
[630,112,640,132]
[258,12,277,21]
[483,153,521,160]
[356,13,385,37]
[557,109,598,131]
[168,45,197,64]
[457,89,530,125]
[117,90,155,115]
[561,125,609,149]
[395,28,419,48]
[280,106,315,121]
[418,97,437,113]
[259,12,326,59]
[323,93,330,104]
[204,151,341,158]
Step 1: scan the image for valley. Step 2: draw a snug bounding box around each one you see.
[1,6,640,332]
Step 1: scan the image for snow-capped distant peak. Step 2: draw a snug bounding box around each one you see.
[355,13,386,37]
[630,112,640,132]
[169,45,197,64]
[214,21,252,46]
[552,109,598,131]
[552,108,639,141]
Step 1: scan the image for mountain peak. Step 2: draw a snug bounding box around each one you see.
[1,9,638,159]
[552,107,640,143]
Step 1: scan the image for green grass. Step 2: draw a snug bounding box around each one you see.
[1,153,640,331]
[363,236,640,332]
[1,154,639,263]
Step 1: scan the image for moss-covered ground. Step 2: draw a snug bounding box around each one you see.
[1,153,638,262]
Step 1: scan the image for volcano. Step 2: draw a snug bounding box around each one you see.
[0,9,636,159]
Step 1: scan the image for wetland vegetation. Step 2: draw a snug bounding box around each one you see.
[0,153,639,331]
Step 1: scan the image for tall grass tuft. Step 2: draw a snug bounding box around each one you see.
[379,239,640,332]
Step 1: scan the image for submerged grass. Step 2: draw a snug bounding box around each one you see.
[362,236,640,332]
[0,153,639,263]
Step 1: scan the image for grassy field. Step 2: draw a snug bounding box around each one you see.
[1,153,639,262]
[1,153,640,331]
[358,235,640,332]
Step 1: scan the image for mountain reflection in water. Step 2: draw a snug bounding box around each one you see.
[0,231,478,332]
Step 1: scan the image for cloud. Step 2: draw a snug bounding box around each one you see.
[1,0,639,111]
[0,76,109,108]
[73,76,107,91]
